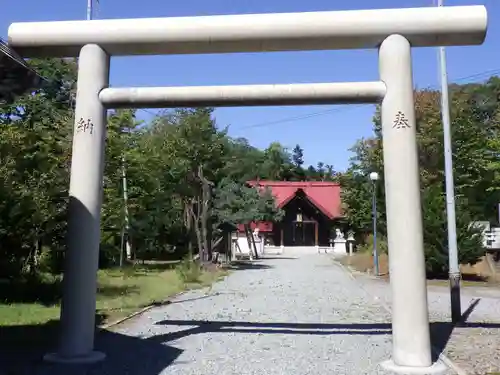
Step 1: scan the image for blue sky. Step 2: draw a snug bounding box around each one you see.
[1,0,498,171]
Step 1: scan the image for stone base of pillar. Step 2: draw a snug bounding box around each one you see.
[380,359,447,374]
[44,350,106,365]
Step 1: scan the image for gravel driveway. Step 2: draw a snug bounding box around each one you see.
[110,253,449,375]
[11,253,466,375]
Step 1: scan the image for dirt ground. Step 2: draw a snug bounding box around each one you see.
[342,252,499,285]
[341,253,390,276]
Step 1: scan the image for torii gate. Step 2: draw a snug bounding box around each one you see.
[7,5,487,373]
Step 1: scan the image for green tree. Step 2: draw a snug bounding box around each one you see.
[0,58,77,277]
[261,142,294,180]
[291,144,306,181]
[341,78,500,274]
[213,178,283,258]
[100,109,142,265]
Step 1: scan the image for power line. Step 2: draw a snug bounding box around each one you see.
[25,66,500,130]
[239,105,362,130]
[138,107,162,118]
[235,69,500,130]
[134,70,500,126]
[38,65,498,127]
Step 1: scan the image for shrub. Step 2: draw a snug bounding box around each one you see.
[422,184,484,277]
[175,257,201,284]
[356,233,389,255]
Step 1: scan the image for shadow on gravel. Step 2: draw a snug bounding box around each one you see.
[154,319,392,339]
[429,298,500,361]
[224,261,274,270]
[0,317,183,375]
[154,315,500,363]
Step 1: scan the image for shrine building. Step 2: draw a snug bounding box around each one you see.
[237,180,344,248]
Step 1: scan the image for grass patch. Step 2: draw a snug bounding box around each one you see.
[0,262,226,368]
[0,261,227,327]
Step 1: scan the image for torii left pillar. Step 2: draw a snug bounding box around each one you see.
[44,44,109,364]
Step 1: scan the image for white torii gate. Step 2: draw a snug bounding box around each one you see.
[8,5,487,373]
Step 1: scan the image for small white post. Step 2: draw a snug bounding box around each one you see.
[379,34,445,373]
[44,44,109,364]
[347,231,355,257]
[231,237,237,262]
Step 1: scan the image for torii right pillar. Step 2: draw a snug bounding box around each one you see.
[379,34,446,374]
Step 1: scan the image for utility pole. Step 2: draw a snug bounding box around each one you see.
[121,155,132,260]
[437,0,461,323]
[372,180,378,276]
[370,172,380,276]
[86,0,93,20]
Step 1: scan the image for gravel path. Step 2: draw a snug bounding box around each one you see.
[110,253,450,375]
[347,266,500,375]
[7,253,469,375]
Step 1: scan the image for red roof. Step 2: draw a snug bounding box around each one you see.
[237,221,274,233]
[249,181,342,219]
[236,181,342,233]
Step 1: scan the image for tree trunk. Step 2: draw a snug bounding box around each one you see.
[195,197,204,262]
[186,198,203,262]
[194,221,204,262]
[244,224,258,259]
[199,165,214,262]
[211,236,223,249]
[184,201,193,259]
[226,232,232,264]
[249,227,259,259]
[26,234,43,275]
[201,177,210,261]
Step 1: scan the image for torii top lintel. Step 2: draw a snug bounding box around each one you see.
[7,5,487,58]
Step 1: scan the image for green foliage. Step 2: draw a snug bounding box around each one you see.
[341,79,500,275]
[0,58,75,277]
[2,57,496,283]
[176,257,202,284]
[213,178,284,226]
[1,58,336,282]
[356,234,389,255]
[422,184,484,275]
